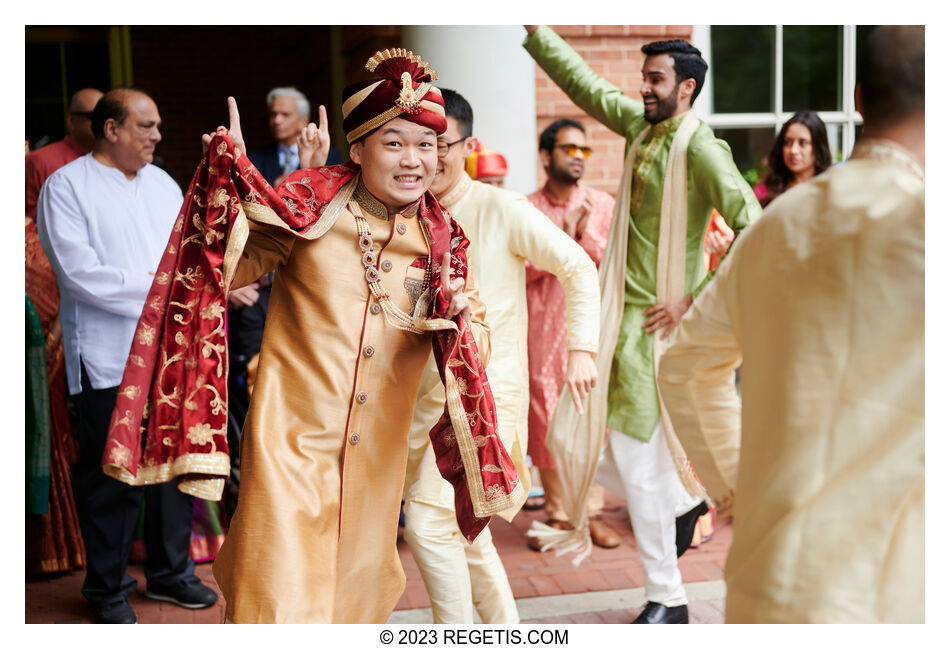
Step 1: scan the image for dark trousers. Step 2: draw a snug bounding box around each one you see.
[73,362,198,608]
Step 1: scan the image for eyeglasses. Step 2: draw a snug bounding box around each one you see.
[70,111,95,120]
[437,138,466,157]
[554,144,593,159]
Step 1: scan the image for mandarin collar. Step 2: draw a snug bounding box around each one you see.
[651,111,688,137]
[438,172,473,209]
[354,179,421,221]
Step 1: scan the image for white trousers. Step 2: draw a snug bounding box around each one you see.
[596,421,699,607]
[402,499,519,623]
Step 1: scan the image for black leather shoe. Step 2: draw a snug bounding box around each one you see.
[95,600,137,624]
[145,581,218,609]
[675,501,709,557]
[631,601,689,624]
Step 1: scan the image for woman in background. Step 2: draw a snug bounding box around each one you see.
[758,110,832,208]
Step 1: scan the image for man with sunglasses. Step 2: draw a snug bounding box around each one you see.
[402,89,600,623]
[26,88,103,220]
[524,26,761,623]
[524,118,620,551]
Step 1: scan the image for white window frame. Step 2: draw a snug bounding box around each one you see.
[693,25,864,161]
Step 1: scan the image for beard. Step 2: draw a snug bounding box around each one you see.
[643,89,680,124]
[550,159,583,184]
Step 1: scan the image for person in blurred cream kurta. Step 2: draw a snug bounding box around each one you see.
[403,90,600,624]
[658,139,923,622]
[657,26,924,623]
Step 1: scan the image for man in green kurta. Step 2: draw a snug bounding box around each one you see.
[524,26,760,623]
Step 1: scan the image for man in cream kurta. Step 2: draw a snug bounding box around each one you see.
[524,26,760,623]
[657,26,924,623]
[403,90,600,623]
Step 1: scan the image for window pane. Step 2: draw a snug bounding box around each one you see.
[711,26,774,114]
[713,127,776,187]
[782,25,842,112]
[823,123,845,165]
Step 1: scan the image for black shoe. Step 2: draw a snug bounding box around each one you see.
[631,601,688,624]
[145,581,218,609]
[95,600,137,624]
[675,501,709,557]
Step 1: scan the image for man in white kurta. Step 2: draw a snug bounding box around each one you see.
[38,88,217,623]
[403,89,600,623]
[656,26,924,623]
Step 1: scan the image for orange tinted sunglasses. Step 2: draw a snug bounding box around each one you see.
[554,144,593,159]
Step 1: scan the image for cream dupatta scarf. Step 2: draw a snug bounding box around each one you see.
[527,111,707,562]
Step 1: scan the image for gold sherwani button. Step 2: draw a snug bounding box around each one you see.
[370,302,382,314]
[356,391,367,404]
[381,259,393,272]
[349,433,360,444]
[363,345,375,358]
[396,222,407,235]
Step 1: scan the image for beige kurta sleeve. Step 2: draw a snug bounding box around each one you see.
[656,239,744,516]
[506,196,600,353]
[456,220,490,365]
[463,267,491,367]
[231,221,297,289]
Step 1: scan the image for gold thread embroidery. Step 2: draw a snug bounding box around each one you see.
[119,385,140,400]
[102,452,231,499]
[136,324,156,346]
[109,443,132,466]
[364,48,438,81]
[186,422,218,448]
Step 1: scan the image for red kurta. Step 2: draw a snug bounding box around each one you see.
[524,184,614,468]
[26,136,88,220]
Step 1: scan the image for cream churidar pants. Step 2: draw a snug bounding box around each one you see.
[402,498,519,623]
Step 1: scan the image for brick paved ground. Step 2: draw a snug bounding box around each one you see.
[26,489,729,624]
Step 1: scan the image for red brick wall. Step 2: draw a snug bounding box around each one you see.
[534,25,693,196]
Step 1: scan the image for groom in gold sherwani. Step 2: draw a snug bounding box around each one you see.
[209,51,500,624]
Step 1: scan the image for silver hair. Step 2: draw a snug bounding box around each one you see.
[266,87,310,118]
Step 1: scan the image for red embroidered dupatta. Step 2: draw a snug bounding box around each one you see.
[102,134,521,541]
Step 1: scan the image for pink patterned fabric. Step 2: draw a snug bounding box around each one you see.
[525,184,614,468]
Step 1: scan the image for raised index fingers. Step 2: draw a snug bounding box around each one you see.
[318,104,328,132]
[227,96,242,133]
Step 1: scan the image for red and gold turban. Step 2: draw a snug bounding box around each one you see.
[465,141,508,180]
[342,48,447,143]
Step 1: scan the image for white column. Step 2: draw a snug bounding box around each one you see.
[691,25,712,121]
[404,26,538,195]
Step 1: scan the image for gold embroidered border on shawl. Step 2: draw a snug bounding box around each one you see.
[102,451,230,499]
[348,198,522,517]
